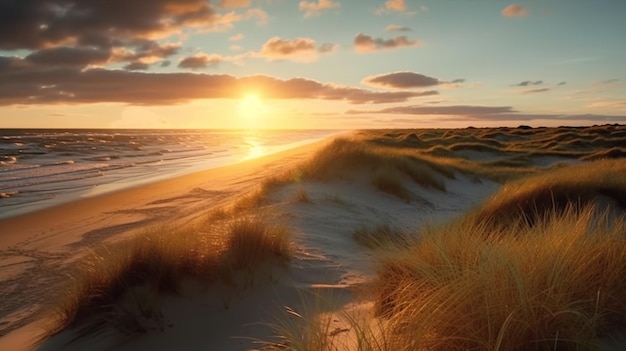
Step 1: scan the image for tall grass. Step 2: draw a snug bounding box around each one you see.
[473,159,626,225]
[298,138,452,191]
[44,216,291,341]
[374,205,626,350]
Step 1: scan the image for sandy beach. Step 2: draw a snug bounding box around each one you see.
[2,126,626,351]
[0,138,334,348]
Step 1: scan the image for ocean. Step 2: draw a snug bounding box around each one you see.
[0,129,339,219]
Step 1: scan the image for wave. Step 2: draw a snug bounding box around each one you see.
[0,156,17,166]
[0,191,18,198]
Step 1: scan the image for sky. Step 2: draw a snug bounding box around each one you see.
[0,0,625,129]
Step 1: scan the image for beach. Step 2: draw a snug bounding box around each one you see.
[0,137,334,348]
[2,126,626,351]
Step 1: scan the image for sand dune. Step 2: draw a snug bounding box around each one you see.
[2,126,626,351]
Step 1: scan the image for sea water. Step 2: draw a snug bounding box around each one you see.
[0,129,339,219]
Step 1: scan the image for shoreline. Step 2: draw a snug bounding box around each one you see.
[0,136,337,348]
[0,132,342,221]
[0,137,334,250]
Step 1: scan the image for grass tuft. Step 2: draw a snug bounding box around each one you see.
[45,216,291,342]
[472,159,626,226]
[372,168,411,202]
[373,205,626,350]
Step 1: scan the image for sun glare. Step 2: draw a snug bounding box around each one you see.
[237,94,268,123]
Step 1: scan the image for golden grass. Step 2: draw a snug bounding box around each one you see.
[298,137,453,191]
[45,216,290,340]
[373,205,626,351]
[473,159,626,226]
[372,168,411,202]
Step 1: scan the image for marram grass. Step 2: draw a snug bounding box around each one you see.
[374,205,626,351]
[44,216,291,340]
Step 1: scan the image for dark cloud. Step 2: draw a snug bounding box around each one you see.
[160,60,172,67]
[354,33,420,52]
[124,62,150,71]
[557,81,566,86]
[512,80,543,87]
[603,79,620,84]
[25,46,111,67]
[362,72,465,89]
[0,59,435,105]
[0,0,221,51]
[364,72,439,88]
[117,42,181,62]
[178,53,224,69]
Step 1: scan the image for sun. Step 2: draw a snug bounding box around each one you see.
[238,94,264,119]
[236,93,273,129]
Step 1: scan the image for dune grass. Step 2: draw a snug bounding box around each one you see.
[267,134,626,350]
[473,159,626,226]
[297,138,453,191]
[44,215,291,341]
[373,205,626,351]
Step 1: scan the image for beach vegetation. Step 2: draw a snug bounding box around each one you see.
[44,215,290,341]
[472,159,626,226]
[372,205,626,351]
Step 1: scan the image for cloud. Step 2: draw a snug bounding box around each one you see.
[502,4,528,17]
[521,88,550,94]
[384,0,405,12]
[318,43,339,53]
[363,72,438,88]
[123,62,150,71]
[112,42,182,64]
[362,72,464,89]
[244,8,270,25]
[512,80,543,87]
[0,0,227,51]
[354,33,420,52]
[219,0,251,8]
[257,37,336,62]
[557,81,567,86]
[178,53,224,69]
[385,25,412,32]
[25,47,111,67]
[346,104,626,123]
[0,58,433,105]
[299,0,341,18]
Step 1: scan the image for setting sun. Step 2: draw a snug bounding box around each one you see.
[237,93,272,128]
